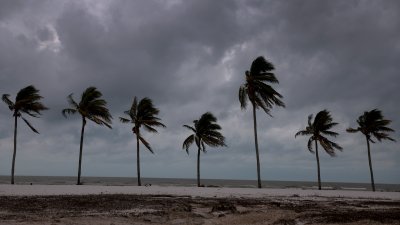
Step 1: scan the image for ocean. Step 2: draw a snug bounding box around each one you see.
[0,176,399,192]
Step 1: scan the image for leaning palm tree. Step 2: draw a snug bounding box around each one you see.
[239,56,285,188]
[347,109,395,192]
[2,85,48,184]
[62,87,112,185]
[182,112,226,187]
[295,110,342,190]
[119,97,165,186]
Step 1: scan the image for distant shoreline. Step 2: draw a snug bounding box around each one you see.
[1,175,399,192]
[1,184,399,199]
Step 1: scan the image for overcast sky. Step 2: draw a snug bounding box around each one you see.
[0,0,399,184]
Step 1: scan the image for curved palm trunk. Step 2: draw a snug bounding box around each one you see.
[11,115,18,184]
[77,117,86,185]
[315,140,321,190]
[136,132,141,186]
[366,136,375,192]
[197,145,201,187]
[252,104,262,188]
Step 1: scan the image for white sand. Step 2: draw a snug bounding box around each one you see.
[0,184,399,200]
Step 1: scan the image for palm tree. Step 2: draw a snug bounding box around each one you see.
[182,112,226,187]
[62,87,112,185]
[239,56,285,188]
[347,109,395,192]
[295,110,342,190]
[2,85,48,184]
[119,97,165,186]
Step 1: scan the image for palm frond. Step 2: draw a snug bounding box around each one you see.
[250,56,275,76]
[202,135,226,148]
[16,85,41,102]
[254,96,272,116]
[2,94,14,109]
[130,96,138,117]
[13,86,48,117]
[372,131,396,142]
[80,87,100,106]
[143,124,158,133]
[198,112,217,124]
[139,135,153,153]
[120,97,165,155]
[349,109,395,143]
[307,137,315,153]
[239,56,284,116]
[119,117,131,123]
[255,72,279,83]
[184,112,226,153]
[320,130,339,137]
[239,85,248,109]
[330,141,343,151]
[318,137,334,156]
[319,136,342,156]
[346,127,359,133]
[21,109,40,118]
[201,141,206,153]
[307,114,313,127]
[182,134,195,154]
[297,110,341,156]
[183,124,196,133]
[88,116,112,129]
[142,120,166,128]
[321,122,338,131]
[375,124,395,133]
[21,116,39,134]
[62,108,77,118]
[72,87,113,127]
[295,130,311,138]
[67,94,79,108]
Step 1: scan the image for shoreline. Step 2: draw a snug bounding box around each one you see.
[1,184,399,200]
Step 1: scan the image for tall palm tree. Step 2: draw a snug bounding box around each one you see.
[295,110,342,190]
[2,85,48,184]
[182,112,226,187]
[119,97,165,186]
[347,109,395,192]
[62,87,112,185]
[239,56,285,188]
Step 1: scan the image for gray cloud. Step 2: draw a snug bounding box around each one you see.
[0,0,399,184]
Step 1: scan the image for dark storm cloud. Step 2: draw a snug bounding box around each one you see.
[0,0,399,183]
[54,0,244,106]
[276,1,398,109]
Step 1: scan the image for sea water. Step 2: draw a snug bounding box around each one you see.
[0,176,399,192]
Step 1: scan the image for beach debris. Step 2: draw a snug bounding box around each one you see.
[211,201,237,213]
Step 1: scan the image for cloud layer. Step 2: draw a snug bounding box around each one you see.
[0,0,399,183]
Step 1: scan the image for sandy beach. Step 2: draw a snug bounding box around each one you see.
[0,185,399,225]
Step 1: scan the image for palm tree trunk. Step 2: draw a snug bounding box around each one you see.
[197,145,201,187]
[77,116,86,185]
[315,140,321,190]
[252,104,262,188]
[136,132,141,186]
[11,115,18,184]
[366,136,375,192]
